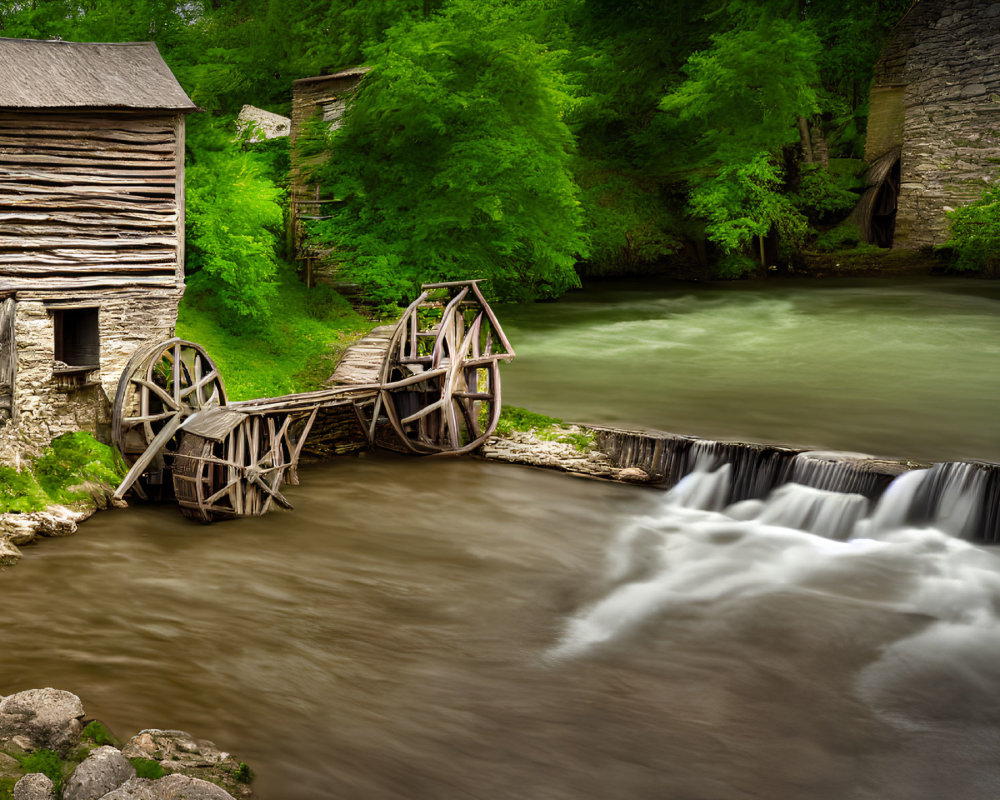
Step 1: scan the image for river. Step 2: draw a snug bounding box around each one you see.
[2,278,999,799]
[500,277,1000,462]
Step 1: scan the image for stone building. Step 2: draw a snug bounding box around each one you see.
[860,0,1000,248]
[0,37,196,462]
[288,67,368,289]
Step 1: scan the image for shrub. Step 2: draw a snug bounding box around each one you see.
[939,179,1000,275]
[81,721,116,747]
[32,432,126,504]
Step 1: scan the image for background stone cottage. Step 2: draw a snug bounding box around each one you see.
[859,0,1000,248]
[0,37,195,462]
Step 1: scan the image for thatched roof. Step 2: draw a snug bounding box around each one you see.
[0,38,196,112]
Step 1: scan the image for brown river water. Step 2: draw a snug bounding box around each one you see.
[3,454,1000,799]
[2,278,1000,799]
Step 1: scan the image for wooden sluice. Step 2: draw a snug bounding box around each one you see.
[111,281,514,522]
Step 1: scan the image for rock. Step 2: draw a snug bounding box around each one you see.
[121,731,249,798]
[0,688,85,754]
[0,536,22,565]
[99,774,236,800]
[0,751,21,779]
[613,467,652,483]
[12,773,54,800]
[33,505,90,537]
[0,515,39,545]
[121,730,230,768]
[64,746,135,800]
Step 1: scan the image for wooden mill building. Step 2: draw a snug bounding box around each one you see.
[0,38,196,461]
[860,0,1000,248]
[288,67,367,290]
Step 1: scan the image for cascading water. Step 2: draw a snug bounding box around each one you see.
[552,459,1000,665]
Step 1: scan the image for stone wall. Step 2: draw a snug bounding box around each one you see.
[0,290,181,464]
[867,0,1000,248]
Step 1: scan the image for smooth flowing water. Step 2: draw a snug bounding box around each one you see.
[3,453,1000,799]
[500,278,1000,462]
[3,277,999,799]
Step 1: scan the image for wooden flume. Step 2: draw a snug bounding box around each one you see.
[112,281,514,521]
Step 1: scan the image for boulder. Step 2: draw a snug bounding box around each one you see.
[12,773,54,800]
[0,536,22,565]
[121,730,230,769]
[0,688,85,754]
[0,515,39,545]
[99,774,235,800]
[64,746,135,800]
[121,731,249,798]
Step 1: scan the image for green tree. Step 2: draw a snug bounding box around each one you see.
[657,4,820,265]
[305,0,587,303]
[185,118,285,328]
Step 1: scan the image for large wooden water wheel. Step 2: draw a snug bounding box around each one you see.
[371,281,514,455]
[171,409,293,523]
[111,338,226,499]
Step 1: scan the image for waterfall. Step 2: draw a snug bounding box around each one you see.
[790,451,899,500]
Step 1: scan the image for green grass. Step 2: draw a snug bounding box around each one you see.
[494,405,595,452]
[0,432,126,514]
[80,721,117,748]
[0,776,15,800]
[494,405,563,437]
[15,750,63,796]
[177,267,377,401]
[129,757,166,780]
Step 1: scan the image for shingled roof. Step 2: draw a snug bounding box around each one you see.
[0,38,196,111]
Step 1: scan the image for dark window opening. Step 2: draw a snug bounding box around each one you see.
[52,307,100,373]
[871,159,900,248]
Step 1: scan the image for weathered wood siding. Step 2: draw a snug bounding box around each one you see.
[0,296,14,421]
[0,111,181,292]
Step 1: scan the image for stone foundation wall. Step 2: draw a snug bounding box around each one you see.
[0,290,181,464]
[869,0,1000,248]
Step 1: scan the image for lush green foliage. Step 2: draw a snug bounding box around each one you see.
[940,179,1000,275]
[129,758,167,780]
[33,433,127,504]
[176,265,373,400]
[0,0,922,291]
[15,750,64,795]
[81,721,117,747]
[304,0,586,303]
[0,433,126,513]
[185,118,285,329]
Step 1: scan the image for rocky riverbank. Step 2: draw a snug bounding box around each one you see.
[0,688,252,800]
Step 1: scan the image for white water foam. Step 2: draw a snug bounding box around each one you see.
[550,461,1000,732]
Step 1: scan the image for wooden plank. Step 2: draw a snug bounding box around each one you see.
[0,181,175,197]
[0,167,176,186]
[0,211,176,225]
[0,194,176,212]
[0,236,177,249]
[0,137,175,156]
[0,162,177,179]
[0,275,177,289]
[0,149,174,166]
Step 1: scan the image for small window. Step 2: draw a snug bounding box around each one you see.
[52,307,100,373]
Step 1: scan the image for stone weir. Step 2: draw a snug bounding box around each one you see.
[481,424,1000,543]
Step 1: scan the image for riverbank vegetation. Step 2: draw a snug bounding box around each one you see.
[0,433,125,514]
[0,0,994,319]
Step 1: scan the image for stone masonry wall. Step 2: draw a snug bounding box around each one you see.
[0,290,181,464]
[874,0,1000,249]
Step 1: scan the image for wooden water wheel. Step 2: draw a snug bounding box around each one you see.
[371,281,514,455]
[111,338,226,499]
[171,409,293,523]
